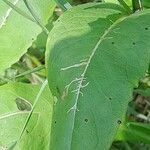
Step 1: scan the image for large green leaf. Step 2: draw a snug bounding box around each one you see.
[0,83,53,150]
[0,0,55,75]
[46,3,150,150]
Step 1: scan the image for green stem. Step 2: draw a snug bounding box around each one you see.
[23,0,49,35]
[0,65,45,86]
[14,65,45,79]
[117,0,132,14]
[132,0,143,12]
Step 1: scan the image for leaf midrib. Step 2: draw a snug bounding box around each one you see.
[69,15,127,149]
[0,111,39,120]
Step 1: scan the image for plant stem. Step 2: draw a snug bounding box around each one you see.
[23,0,49,35]
[117,0,132,14]
[0,65,45,86]
[14,65,45,79]
[132,0,143,12]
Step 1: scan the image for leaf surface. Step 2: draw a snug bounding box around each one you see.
[0,83,53,150]
[46,3,150,150]
[0,0,55,75]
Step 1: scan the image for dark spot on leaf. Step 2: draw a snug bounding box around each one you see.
[32,38,34,40]
[117,120,122,124]
[26,130,29,134]
[145,27,148,30]
[84,118,88,123]
[132,42,136,45]
[109,97,112,100]
[111,42,115,45]
[56,86,61,95]
[54,121,57,124]
[15,97,32,111]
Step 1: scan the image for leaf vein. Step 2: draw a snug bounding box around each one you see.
[69,16,127,149]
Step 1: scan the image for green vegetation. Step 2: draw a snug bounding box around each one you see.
[0,0,150,149]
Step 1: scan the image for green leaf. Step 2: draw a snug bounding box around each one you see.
[135,87,150,97]
[33,15,57,49]
[104,0,132,6]
[116,121,150,143]
[46,2,150,150]
[0,83,53,150]
[142,0,150,8]
[0,0,55,75]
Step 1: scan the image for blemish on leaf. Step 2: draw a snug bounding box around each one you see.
[117,120,122,124]
[84,118,88,123]
[54,121,57,124]
[26,130,29,134]
[145,27,148,30]
[132,42,136,45]
[15,97,32,111]
[111,42,115,45]
[56,86,60,94]
[109,97,112,100]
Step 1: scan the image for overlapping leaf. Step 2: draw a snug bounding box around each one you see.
[116,121,150,143]
[0,0,55,75]
[0,83,53,150]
